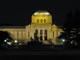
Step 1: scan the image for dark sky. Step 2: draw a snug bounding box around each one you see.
[0,0,80,26]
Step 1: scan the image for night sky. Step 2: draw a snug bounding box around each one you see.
[0,0,80,26]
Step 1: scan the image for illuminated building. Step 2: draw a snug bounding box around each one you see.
[0,11,64,45]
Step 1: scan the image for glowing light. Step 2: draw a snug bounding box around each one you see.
[70,41,73,44]
[61,39,65,42]
[14,40,18,43]
[34,11,50,15]
[7,42,11,45]
[32,11,52,24]
[19,43,22,45]
[34,12,49,15]
[62,39,65,42]
[4,40,7,42]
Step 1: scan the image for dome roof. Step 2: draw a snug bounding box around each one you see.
[33,10,51,15]
[32,10,52,24]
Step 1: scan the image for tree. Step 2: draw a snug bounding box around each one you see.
[0,31,12,46]
[62,9,80,47]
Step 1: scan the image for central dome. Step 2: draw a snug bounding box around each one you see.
[32,10,52,24]
[33,10,51,15]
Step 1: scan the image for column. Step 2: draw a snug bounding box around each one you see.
[14,31,17,40]
[9,31,14,39]
[43,30,44,41]
[38,29,40,41]
[17,31,19,40]
[27,31,30,41]
[23,31,26,40]
[18,31,22,40]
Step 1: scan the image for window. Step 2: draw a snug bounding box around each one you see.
[53,32,54,37]
[40,30,43,35]
[34,29,38,40]
[40,36,43,41]
[44,19,46,23]
[37,19,39,23]
[35,29,38,34]
[45,30,47,35]
[45,30,47,40]
[45,36,47,40]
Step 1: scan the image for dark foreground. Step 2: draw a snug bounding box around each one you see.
[0,45,80,56]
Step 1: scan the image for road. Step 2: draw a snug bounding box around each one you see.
[0,47,80,56]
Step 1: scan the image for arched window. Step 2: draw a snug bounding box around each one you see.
[45,36,47,40]
[37,19,39,23]
[35,29,38,34]
[40,30,43,35]
[45,30,47,40]
[44,19,46,23]
[34,29,38,40]
[45,30,47,35]
[40,36,43,41]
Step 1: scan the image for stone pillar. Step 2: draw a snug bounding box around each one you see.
[28,32,29,40]
[25,31,29,42]
[32,31,34,39]
[10,31,14,39]
[38,29,40,41]
[21,31,23,40]
[26,31,28,40]
[14,31,17,40]
[23,31,26,40]
[31,30,35,40]
[43,30,44,41]
[17,31,19,40]
[22,31,26,43]
[18,31,22,40]
[54,30,57,45]
[28,31,31,41]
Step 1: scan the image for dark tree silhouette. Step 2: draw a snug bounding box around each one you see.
[0,31,12,46]
[62,9,80,47]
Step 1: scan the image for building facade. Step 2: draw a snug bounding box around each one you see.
[0,11,64,45]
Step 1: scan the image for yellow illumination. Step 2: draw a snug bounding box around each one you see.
[33,11,50,15]
[32,11,52,24]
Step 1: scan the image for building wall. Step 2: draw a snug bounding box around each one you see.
[26,24,64,45]
[32,15,52,24]
[0,28,26,41]
[0,10,64,45]
[0,24,63,45]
